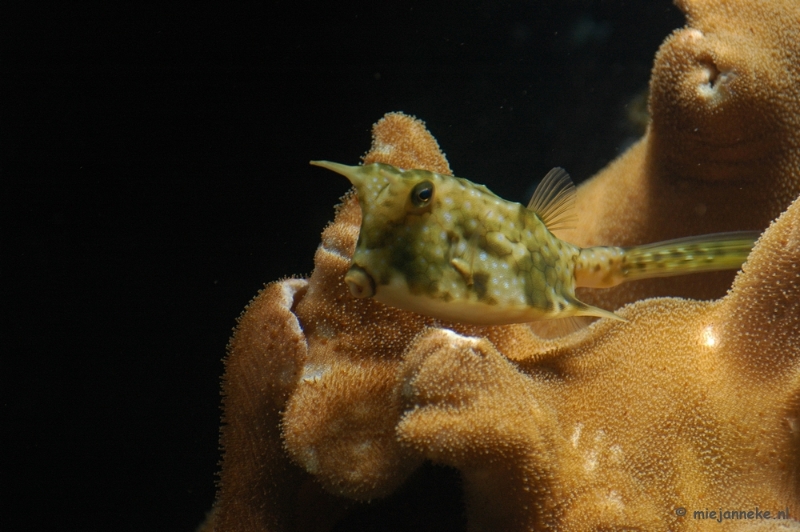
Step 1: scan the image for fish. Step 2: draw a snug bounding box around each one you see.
[310,161,760,325]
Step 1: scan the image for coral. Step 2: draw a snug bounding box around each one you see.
[362,112,452,176]
[209,0,800,530]
[558,0,800,313]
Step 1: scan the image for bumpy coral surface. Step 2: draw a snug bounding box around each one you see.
[561,0,800,313]
[208,0,800,530]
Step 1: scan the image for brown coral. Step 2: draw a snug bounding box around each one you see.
[208,0,800,529]
[559,0,800,313]
[210,115,456,531]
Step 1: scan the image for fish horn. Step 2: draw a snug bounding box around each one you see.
[310,160,365,187]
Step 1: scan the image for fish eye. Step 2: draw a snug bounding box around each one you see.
[411,180,434,208]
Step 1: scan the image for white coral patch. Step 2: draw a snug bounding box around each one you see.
[609,444,623,464]
[300,447,319,474]
[584,449,598,472]
[301,363,328,383]
[606,490,625,511]
[370,141,394,156]
[439,328,481,350]
[571,423,583,447]
[682,28,704,44]
[702,325,717,347]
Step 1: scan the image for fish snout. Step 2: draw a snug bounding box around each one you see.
[344,264,376,298]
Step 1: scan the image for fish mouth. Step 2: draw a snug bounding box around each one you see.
[344,264,376,298]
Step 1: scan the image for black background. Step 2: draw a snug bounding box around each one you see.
[3,1,684,530]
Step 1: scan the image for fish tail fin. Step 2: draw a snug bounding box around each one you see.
[575,230,760,288]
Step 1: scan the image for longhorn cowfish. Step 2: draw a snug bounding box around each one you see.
[310,161,759,325]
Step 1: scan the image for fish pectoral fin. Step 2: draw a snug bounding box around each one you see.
[450,257,473,285]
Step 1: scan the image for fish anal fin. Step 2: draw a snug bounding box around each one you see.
[572,300,627,322]
[527,167,577,231]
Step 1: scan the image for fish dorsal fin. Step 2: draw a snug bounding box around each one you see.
[526,167,577,230]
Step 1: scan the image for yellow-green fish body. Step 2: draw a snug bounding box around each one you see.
[311,161,759,325]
